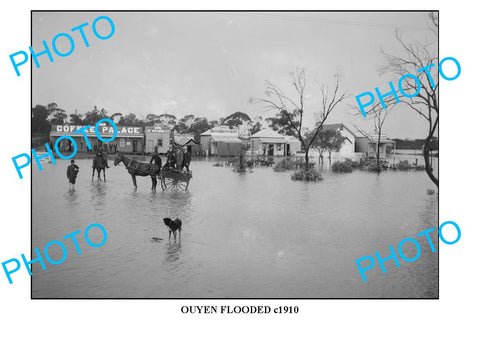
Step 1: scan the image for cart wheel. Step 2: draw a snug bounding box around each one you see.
[163,177,187,191]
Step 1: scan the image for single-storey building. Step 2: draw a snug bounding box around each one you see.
[50,123,144,154]
[249,128,302,156]
[284,135,302,156]
[322,123,357,157]
[249,128,286,156]
[145,125,170,154]
[200,126,242,156]
[174,134,201,155]
[355,134,396,159]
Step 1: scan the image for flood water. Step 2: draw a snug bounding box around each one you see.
[32,156,438,298]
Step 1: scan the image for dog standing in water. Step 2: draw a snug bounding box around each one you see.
[163,218,182,241]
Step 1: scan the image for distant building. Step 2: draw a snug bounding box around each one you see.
[249,128,286,156]
[200,126,242,156]
[284,135,302,156]
[355,134,396,159]
[175,133,200,155]
[311,123,358,160]
[248,128,302,156]
[145,125,170,154]
[50,123,144,153]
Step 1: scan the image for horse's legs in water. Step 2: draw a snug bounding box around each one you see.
[91,167,95,181]
[151,176,157,191]
[130,173,137,187]
[97,168,101,181]
[103,168,106,182]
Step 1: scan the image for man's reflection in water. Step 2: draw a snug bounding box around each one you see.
[65,188,78,209]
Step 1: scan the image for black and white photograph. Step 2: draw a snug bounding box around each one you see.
[31,11,439,298]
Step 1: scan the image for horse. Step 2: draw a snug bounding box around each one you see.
[114,153,160,190]
[92,154,108,181]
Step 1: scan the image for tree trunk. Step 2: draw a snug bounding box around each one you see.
[304,150,309,171]
[423,134,439,188]
[376,129,381,174]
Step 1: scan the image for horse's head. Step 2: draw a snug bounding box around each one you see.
[114,153,122,166]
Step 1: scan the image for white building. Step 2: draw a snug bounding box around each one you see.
[249,128,302,156]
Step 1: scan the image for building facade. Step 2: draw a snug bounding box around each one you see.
[355,135,396,159]
[50,124,144,153]
[200,126,242,156]
[322,124,356,157]
[249,128,302,156]
[145,126,170,154]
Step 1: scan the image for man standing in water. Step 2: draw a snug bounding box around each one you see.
[67,159,80,190]
[149,145,162,174]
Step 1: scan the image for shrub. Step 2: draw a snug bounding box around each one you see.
[367,162,382,172]
[349,160,361,168]
[397,160,411,170]
[331,160,353,173]
[291,169,323,181]
[274,158,296,172]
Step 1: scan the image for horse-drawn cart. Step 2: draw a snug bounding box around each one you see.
[159,169,192,191]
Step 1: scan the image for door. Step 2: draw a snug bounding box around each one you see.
[147,140,153,153]
[268,144,274,156]
[132,139,138,153]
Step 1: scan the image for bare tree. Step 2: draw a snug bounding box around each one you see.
[353,102,393,173]
[379,13,438,187]
[251,67,347,170]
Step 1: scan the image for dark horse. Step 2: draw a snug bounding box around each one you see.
[92,153,108,181]
[114,153,160,190]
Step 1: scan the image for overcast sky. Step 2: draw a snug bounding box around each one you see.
[32,11,437,138]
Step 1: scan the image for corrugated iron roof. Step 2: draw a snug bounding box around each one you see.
[259,137,286,144]
[211,135,242,143]
[250,128,285,139]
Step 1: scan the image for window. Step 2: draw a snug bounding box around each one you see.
[119,138,125,148]
[157,139,163,148]
[276,144,282,151]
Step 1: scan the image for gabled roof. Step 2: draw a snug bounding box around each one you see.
[211,135,242,143]
[259,137,286,144]
[285,135,301,143]
[323,123,357,137]
[249,128,285,139]
[200,126,237,136]
[175,134,195,145]
[181,139,199,146]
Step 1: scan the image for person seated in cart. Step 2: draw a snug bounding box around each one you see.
[164,144,177,170]
[175,146,184,171]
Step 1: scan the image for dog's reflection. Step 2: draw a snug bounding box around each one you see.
[165,239,182,263]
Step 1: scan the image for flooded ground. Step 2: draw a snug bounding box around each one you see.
[32,156,438,298]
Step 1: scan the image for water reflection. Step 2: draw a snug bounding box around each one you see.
[64,189,78,209]
[165,239,182,265]
[33,158,438,298]
[90,180,106,197]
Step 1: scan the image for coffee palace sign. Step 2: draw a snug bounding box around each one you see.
[52,124,142,136]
